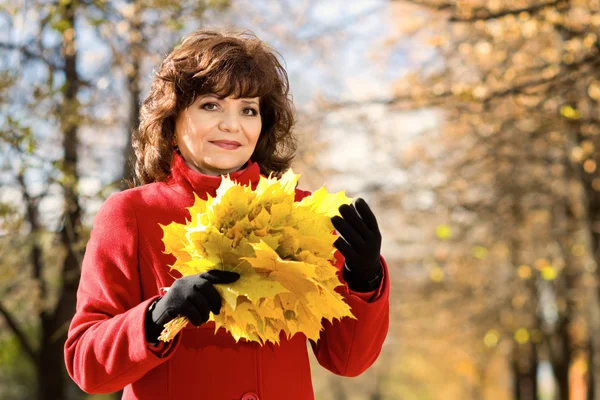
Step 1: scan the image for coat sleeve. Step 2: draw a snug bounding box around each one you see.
[294,187,390,377]
[64,192,181,394]
[310,251,390,377]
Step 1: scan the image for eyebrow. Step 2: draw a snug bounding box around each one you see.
[198,95,259,106]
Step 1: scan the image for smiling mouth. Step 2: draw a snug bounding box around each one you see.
[210,141,241,150]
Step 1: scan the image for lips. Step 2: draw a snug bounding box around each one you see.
[210,140,242,150]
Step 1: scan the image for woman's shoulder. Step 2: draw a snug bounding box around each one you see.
[97,182,165,215]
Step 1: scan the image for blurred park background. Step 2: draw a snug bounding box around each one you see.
[3,0,600,399]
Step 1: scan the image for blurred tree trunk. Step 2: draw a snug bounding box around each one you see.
[329,377,348,400]
[511,342,538,400]
[120,1,143,189]
[579,133,600,399]
[507,199,540,400]
[37,0,83,399]
[370,377,383,400]
[589,337,596,399]
[115,3,141,396]
[0,0,85,397]
[551,317,571,400]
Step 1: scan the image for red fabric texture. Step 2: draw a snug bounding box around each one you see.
[64,152,390,399]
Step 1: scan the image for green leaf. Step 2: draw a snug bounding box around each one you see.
[51,18,72,34]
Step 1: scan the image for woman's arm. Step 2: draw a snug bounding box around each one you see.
[64,192,180,394]
[293,189,390,375]
[310,252,390,376]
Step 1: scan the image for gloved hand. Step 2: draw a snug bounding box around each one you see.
[145,270,240,343]
[331,198,382,292]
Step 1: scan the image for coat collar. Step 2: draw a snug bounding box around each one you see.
[166,150,261,196]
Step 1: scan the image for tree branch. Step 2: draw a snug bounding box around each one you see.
[0,41,63,71]
[397,0,454,11]
[16,169,47,300]
[449,0,565,22]
[326,50,600,111]
[397,0,566,22]
[0,300,38,363]
[0,41,92,88]
[482,52,600,104]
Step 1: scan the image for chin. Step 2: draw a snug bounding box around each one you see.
[208,161,245,172]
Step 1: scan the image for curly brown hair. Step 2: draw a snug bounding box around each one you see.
[133,29,296,185]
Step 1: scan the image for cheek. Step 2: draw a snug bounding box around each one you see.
[182,113,213,139]
[250,121,262,144]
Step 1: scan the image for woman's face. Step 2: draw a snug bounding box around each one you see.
[174,94,262,176]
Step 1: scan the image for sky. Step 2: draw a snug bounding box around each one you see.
[205,0,401,106]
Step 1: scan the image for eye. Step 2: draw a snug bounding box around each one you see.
[242,107,259,116]
[201,102,219,111]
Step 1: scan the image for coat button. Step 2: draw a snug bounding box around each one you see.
[241,393,259,400]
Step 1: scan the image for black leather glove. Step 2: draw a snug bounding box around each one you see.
[145,270,240,343]
[331,198,383,292]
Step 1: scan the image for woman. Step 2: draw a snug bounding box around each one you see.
[64,29,390,400]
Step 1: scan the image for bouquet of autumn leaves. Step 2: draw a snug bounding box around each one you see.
[158,170,356,345]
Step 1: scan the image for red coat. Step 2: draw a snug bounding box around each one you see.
[64,152,390,400]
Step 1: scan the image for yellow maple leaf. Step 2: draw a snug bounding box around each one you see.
[256,297,286,321]
[306,284,355,322]
[186,193,209,228]
[296,250,339,281]
[216,300,262,342]
[276,292,298,313]
[269,202,293,228]
[287,299,322,341]
[225,216,253,247]
[276,227,301,259]
[211,177,254,231]
[244,241,320,296]
[250,170,298,216]
[289,205,331,235]
[249,206,271,230]
[298,235,336,259]
[160,221,188,255]
[159,169,355,344]
[248,231,281,251]
[298,186,352,218]
[254,169,298,198]
[278,169,301,194]
[216,267,289,311]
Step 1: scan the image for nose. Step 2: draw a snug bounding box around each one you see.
[218,111,241,133]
